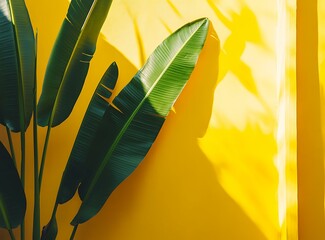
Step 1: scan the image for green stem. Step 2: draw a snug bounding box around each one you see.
[38,126,51,189]
[33,120,40,240]
[8,228,16,240]
[20,131,25,240]
[51,203,58,220]
[33,31,40,240]
[18,131,25,172]
[70,225,78,240]
[5,126,16,167]
[33,30,41,240]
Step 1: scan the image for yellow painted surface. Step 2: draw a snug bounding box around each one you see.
[320,1,325,231]
[0,0,297,239]
[296,0,325,239]
[321,0,325,224]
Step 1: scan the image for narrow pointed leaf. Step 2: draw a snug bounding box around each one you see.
[0,141,26,229]
[71,18,210,224]
[0,0,35,132]
[37,0,113,127]
[57,62,118,204]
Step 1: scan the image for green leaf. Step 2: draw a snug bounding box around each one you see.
[0,141,26,229]
[40,215,57,240]
[57,62,118,204]
[71,17,209,225]
[37,0,114,127]
[40,62,118,240]
[0,0,35,132]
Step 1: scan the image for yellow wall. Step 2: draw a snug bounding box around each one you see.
[320,3,325,232]
[296,0,325,239]
[0,0,300,239]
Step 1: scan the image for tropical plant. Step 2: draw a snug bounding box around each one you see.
[0,0,210,239]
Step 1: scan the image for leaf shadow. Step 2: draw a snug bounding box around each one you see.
[207,1,273,117]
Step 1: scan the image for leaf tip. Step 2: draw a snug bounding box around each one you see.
[200,17,210,27]
[41,216,58,240]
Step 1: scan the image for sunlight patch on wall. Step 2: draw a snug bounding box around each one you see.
[198,0,280,239]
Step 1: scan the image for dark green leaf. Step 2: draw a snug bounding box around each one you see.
[37,0,114,127]
[71,17,209,224]
[57,62,118,204]
[0,141,26,229]
[40,215,57,240]
[0,0,35,132]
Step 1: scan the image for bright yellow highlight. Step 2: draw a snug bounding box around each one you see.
[0,0,298,239]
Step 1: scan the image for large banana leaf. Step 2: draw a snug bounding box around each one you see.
[40,62,118,240]
[37,0,113,127]
[0,0,35,132]
[0,141,26,229]
[70,17,209,225]
[57,62,118,204]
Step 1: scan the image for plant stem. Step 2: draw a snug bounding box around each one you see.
[51,202,58,219]
[70,225,78,240]
[38,126,51,189]
[6,126,16,166]
[33,119,40,240]
[20,131,25,240]
[33,31,40,240]
[8,228,16,240]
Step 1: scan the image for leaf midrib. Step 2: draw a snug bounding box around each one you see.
[77,19,207,215]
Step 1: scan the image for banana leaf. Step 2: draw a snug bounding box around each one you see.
[57,62,118,204]
[70,17,209,225]
[0,141,26,229]
[37,0,113,127]
[41,62,118,240]
[0,0,35,132]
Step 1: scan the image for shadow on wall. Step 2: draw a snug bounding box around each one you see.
[207,1,261,97]
[208,0,274,120]
[73,26,267,240]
